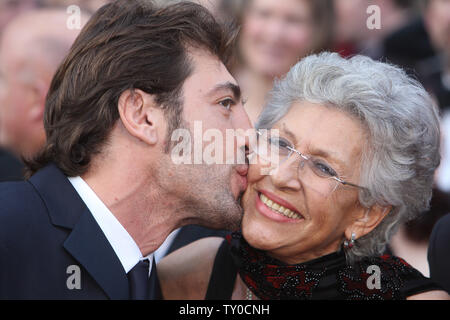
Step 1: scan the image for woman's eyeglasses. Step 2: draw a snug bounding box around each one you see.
[252,130,369,197]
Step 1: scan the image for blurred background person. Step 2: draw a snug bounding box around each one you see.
[0,0,38,31]
[384,0,450,114]
[0,1,93,182]
[333,0,420,58]
[38,0,110,13]
[424,0,450,111]
[419,0,450,293]
[375,0,450,283]
[225,0,334,123]
[421,0,450,194]
[0,0,40,181]
[0,7,89,168]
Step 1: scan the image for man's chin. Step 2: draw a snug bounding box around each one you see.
[226,214,243,232]
[222,198,244,232]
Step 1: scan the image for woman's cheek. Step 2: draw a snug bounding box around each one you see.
[247,159,267,183]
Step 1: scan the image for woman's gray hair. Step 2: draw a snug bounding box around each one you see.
[256,52,441,264]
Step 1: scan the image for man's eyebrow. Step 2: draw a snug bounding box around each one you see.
[207,81,241,101]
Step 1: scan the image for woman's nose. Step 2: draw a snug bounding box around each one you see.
[269,156,302,191]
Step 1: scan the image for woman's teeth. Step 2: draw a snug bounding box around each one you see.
[259,193,302,220]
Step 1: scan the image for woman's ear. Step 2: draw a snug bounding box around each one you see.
[345,204,392,241]
[118,89,166,146]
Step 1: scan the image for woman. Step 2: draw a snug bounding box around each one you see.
[158,53,449,300]
[225,0,334,123]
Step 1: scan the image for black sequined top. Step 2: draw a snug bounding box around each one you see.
[205,233,441,300]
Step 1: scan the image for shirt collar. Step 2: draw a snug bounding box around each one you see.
[68,176,153,276]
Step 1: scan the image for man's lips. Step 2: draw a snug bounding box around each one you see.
[238,174,248,192]
[235,164,248,177]
[236,164,248,191]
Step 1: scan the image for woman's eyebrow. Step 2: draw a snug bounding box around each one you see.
[281,124,347,171]
[308,146,348,172]
[280,124,298,146]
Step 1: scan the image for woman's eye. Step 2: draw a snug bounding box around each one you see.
[268,137,293,155]
[219,98,235,111]
[314,161,337,177]
[269,137,287,148]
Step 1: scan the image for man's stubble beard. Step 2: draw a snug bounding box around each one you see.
[156,155,244,232]
[160,115,245,231]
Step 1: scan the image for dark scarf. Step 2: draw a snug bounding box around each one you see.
[227,232,436,300]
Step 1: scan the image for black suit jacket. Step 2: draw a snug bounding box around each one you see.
[0,148,23,182]
[0,164,159,299]
[428,213,450,294]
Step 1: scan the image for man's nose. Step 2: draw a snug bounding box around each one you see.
[234,103,252,135]
[233,104,252,163]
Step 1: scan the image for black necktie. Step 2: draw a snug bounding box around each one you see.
[148,257,161,300]
[128,257,161,300]
[128,259,150,300]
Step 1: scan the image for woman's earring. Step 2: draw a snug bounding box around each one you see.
[344,232,356,249]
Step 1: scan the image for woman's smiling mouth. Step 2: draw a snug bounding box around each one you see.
[255,190,304,222]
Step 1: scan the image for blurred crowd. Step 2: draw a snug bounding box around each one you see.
[0,0,449,278]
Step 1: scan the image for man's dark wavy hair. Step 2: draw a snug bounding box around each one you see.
[25,0,236,178]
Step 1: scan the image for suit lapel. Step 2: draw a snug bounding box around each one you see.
[29,164,129,299]
[28,164,86,228]
[63,209,129,300]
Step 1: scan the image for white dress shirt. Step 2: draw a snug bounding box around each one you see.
[154,228,180,263]
[68,176,153,277]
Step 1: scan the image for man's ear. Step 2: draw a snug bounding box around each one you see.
[117,89,165,146]
[28,80,47,122]
[345,204,392,241]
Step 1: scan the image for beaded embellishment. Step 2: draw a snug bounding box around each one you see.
[227,233,433,300]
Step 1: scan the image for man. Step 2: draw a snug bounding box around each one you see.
[0,0,250,299]
[0,9,87,160]
[406,0,450,294]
